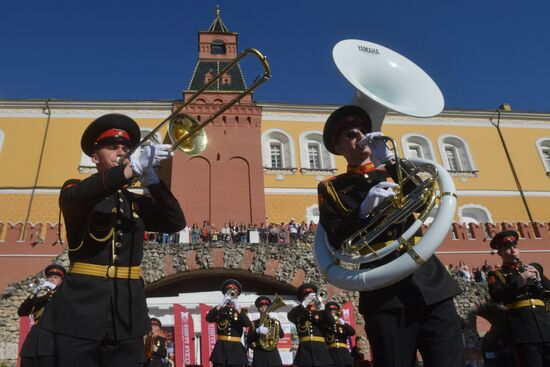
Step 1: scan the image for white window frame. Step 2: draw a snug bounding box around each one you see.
[0,129,4,155]
[261,129,296,169]
[437,135,476,172]
[298,130,336,170]
[401,134,436,161]
[269,141,284,169]
[536,137,550,174]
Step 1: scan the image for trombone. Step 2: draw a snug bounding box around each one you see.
[130,48,271,157]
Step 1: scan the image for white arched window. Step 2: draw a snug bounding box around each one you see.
[401,134,435,160]
[0,129,5,155]
[78,128,161,174]
[459,204,492,225]
[438,135,477,176]
[536,138,550,175]
[459,204,493,239]
[298,131,335,174]
[262,129,296,174]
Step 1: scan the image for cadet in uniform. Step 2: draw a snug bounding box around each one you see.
[40,114,186,366]
[206,279,251,367]
[18,264,66,367]
[144,318,168,367]
[317,105,464,367]
[247,296,284,367]
[324,302,355,367]
[287,283,333,367]
[487,230,550,367]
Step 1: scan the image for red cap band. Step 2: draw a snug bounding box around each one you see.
[496,236,517,247]
[258,299,270,306]
[46,268,65,278]
[301,287,315,298]
[332,117,365,144]
[95,129,130,143]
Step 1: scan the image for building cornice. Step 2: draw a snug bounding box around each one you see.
[257,101,550,122]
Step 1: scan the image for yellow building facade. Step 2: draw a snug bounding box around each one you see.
[1,101,550,228]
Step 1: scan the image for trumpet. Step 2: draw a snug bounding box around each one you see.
[314,288,327,310]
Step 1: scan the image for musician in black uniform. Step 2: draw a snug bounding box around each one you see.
[487,230,550,367]
[144,318,168,367]
[18,264,66,367]
[287,283,333,367]
[206,279,251,367]
[318,105,464,367]
[324,302,355,367]
[39,113,186,367]
[247,295,285,367]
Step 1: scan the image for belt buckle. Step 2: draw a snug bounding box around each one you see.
[107,266,116,278]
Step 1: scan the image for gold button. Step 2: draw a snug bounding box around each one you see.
[115,242,122,248]
[386,230,393,236]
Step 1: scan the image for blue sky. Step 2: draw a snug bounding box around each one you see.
[1,0,549,112]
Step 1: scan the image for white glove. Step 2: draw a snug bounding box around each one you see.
[301,293,316,308]
[139,168,160,187]
[256,326,269,335]
[32,285,42,295]
[42,281,57,291]
[130,144,173,175]
[232,300,240,311]
[338,318,346,325]
[218,294,230,308]
[361,132,394,166]
[359,182,398,218]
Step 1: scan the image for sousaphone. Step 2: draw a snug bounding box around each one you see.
[314,39,457,291]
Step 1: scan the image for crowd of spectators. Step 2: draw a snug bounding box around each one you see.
[446,260,496,283]
[146,218,319,245]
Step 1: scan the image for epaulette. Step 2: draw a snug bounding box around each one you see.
[61,179,81,190]
[492,270,506,285]
[318,177,351,216]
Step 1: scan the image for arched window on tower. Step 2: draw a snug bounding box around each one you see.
[438,135,477,178]
[262,129,296,178]
[536,138,550,175]
[401,134,435,160]
[211,39,226,55]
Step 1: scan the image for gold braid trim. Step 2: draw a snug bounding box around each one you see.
[324,181,350,216]
[494,270,506,285]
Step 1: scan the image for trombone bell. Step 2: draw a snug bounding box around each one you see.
[168,114,208,156]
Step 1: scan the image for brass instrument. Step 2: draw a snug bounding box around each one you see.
[144,333,154,360]
[314,288,327,310]
[258,294,286,351]
[129,48,271,157]
[314,39,457,292]
[342,136,438,256]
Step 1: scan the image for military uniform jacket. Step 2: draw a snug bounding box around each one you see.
[247,317,285,367]
[488,264,550,343]
[325,314,355,367]
[317,165,461,314]
[18,294,54,357]
[287,305,333,367]
[145,336,167,367]
[41,165,185,341]
[206,306,251,365]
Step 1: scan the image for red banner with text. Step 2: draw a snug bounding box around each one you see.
[174,304,195,367]
[199,303,216,367]
[341,301,357,348]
